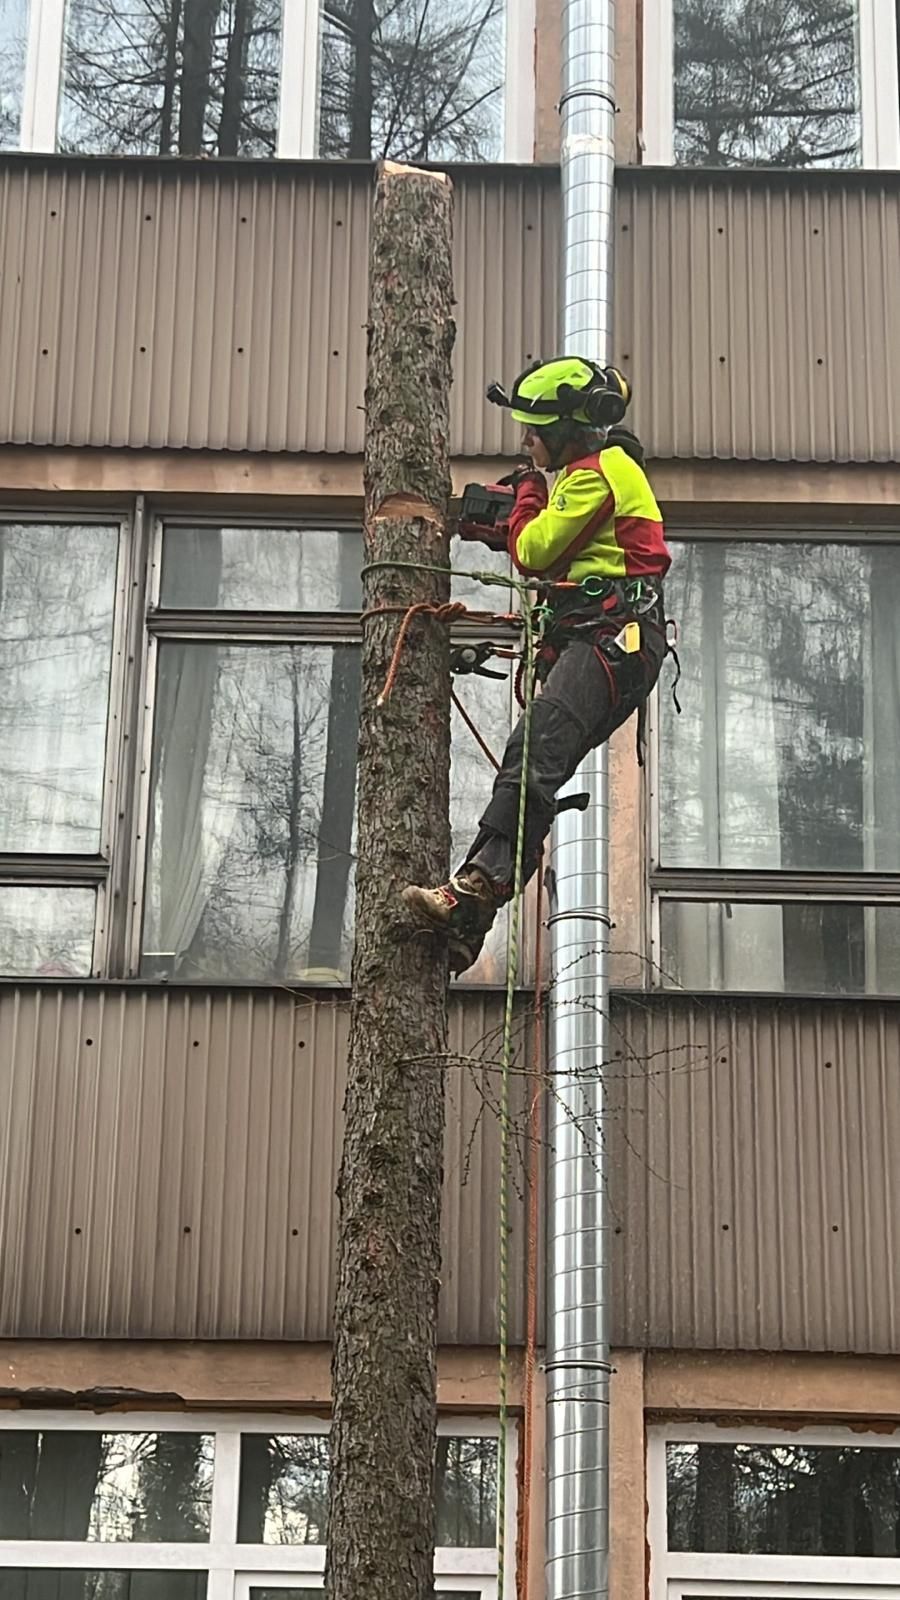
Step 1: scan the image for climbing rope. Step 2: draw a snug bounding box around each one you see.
[361,558,539,1600]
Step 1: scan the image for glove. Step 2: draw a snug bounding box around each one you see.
[457,519,509,551]
[495,461,545,492]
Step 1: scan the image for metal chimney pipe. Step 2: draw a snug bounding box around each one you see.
[545,3,616,1598]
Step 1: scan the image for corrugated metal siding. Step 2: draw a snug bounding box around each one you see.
[5,983,900,1353]
[0,159,558,458]
[608,994,900,1354]
[0,986,529,1343]
[4,158,898,465]
[616,171,900,463]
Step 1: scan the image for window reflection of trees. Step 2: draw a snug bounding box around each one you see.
[659,540,900,992]
[0,1431,213,1543]
[237,1431,497,1547]
[319,0,505,161]
[668,1440,900,1555]
[59,0,282,155]
[674,0,860,167]
[145,526,515,985]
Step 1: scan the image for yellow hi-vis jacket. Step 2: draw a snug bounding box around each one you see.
[507,445,671,583]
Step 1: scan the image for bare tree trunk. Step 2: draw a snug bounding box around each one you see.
[308,538,363,972]
[179,0,219,153]
[219,0,252,155]
[348,0,374,157]
[276,650,305,976]
[325,161,455,1600]
[159,0,184,153]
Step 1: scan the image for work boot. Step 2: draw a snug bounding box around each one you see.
[402,867,500,976]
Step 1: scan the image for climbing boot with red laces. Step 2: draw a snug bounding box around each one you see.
[402,867,500,976]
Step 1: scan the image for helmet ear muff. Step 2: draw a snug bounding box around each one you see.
[553,364,631,428]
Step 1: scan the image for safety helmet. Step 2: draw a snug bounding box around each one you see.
[486,357,631,429]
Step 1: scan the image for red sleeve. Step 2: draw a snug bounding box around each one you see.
[504,473,549,571]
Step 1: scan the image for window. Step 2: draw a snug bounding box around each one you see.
[138,519,517,986]
[0,1413,512,1599]
[649,1424,900,1600]
[0,518,125,978]
[0,0,28,147]
[0,508,521,986]
[12,0,534,157]
[653,536,900,995]
[58,0,282,155]
[643,0,900,166]
[318,0,507,161]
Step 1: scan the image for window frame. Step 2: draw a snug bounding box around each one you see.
[0,1409,514,1600]
[641,0,900,169]
[16,0,535,160]
[0,506,133,978]
[647,526,900,994]
[648,1421,900,1600]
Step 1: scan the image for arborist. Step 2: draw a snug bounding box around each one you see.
[403,356,672,975]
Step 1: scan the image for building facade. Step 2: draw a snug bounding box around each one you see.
[1,1,900,1597]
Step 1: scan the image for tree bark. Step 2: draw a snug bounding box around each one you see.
[325,160,455,1600]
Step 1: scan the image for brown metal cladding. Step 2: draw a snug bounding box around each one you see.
[608,994,900,1353]
[0,157,558,459]
[2,156,899,463]
[0,986,529,1343]
[616,170,900,463]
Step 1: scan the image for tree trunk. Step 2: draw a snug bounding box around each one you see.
[219,0,252,155]
[325,160,455,1600]
[159,0,183,153]
[308,538,364,974]
[179,0,219,153]
[348,0,374,158]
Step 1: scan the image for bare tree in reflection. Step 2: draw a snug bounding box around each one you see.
[320,0,505,160]
[59,0,281,154]
[674,0,859,166]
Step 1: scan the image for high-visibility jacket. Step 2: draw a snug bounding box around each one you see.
[506,445,670,583]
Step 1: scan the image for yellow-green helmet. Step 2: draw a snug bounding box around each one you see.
[498,356,630,428]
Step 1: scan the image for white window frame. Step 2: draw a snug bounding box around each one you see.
[649,1422,900,1600]
[641,0,900,168]
[16,0,535,160]
[0,1410,514,1600]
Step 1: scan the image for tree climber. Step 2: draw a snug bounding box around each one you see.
[403,357,672,975]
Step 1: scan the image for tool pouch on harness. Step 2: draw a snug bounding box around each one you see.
[538,577,668,763]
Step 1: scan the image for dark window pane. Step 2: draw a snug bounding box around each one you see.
[660,542,900,873]
[238,1434,330,1544]
[0,1431,213,1542]
[318,0,505,161]
[0,0,28,147]
[0,888,96,978]
[0,523,119,854]
[435,1436,497,1546]
[668,1440,900,1554]
[674,0,860,167]
[58,0,281,155]
[160,527,363,612]
[249,1591,321,1599]
[239,1432,498,1545]
[0,1576,206,1599]
[142,644,514,985]
[660,900,900,994]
